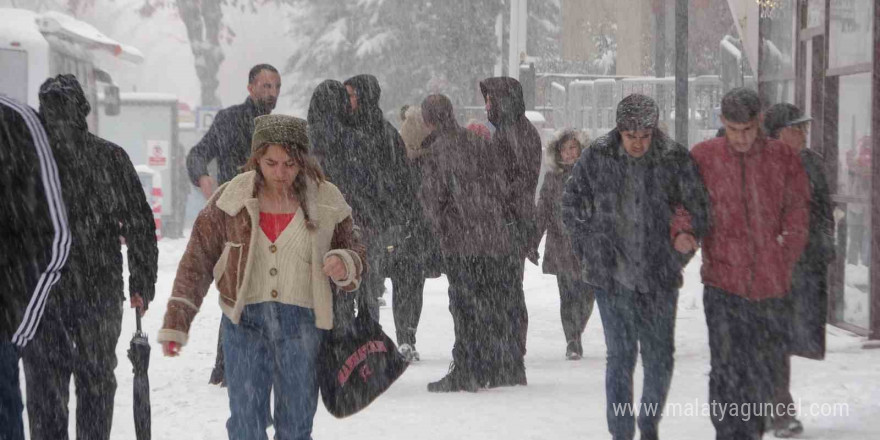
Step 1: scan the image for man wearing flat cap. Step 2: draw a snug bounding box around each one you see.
[562,94,709,440]
[763,103,833,438]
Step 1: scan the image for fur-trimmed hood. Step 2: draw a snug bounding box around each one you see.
[544,129,589,174]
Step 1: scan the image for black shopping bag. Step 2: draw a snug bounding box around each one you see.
[318,297,408,418]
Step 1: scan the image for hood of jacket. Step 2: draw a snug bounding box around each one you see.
[544,145,575,175]
[480,77,526,127]
[545,130,588,174]
[344,74,384,130]
[307,80,350,128]
[39,74,90,133]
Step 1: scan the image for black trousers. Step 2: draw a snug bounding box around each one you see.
[704,287,790,440]
[557,274,595,347]
[513,259,529,357]
[22,297,122,440]
[445,255,524,382]
[0,341,23,440]
[390,263,426,347]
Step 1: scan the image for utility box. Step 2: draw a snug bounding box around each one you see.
[99,92,187,238]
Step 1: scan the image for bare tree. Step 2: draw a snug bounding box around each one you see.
[174,0,224,106]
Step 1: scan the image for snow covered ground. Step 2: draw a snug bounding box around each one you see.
[21,236,880,439]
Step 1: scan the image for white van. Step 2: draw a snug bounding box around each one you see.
[0,8,143,131]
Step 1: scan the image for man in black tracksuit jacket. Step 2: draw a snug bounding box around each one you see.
[0,96,71,440]
[20,75,158,440]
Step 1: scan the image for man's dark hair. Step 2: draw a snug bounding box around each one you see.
[248,64,279,84]
[721,87,761,123]
[421,94,456,129]
[399,104,410,122]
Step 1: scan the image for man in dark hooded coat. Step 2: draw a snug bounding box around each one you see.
[20,75,158,440]
[479,77,542,385]
[307,79,365,327]
[308,80,351,184]
[341,75,426,330]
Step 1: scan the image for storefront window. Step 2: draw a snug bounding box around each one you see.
[836,73,872,328]
[759,0,795,78]
[829,0,874,69]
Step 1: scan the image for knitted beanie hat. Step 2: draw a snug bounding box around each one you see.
[251,114,309,153]
[616,94,659,132]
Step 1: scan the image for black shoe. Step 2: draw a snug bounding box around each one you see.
[773,416,804,438]
[427,363,479,393]
[209,366,225,386]
[566,340,582,360]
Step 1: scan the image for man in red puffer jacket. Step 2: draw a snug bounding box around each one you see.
[686,88,810,440]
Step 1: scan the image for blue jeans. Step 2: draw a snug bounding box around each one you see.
[222,303,324,440]
[0,341,24,440]
[595,282,678,440]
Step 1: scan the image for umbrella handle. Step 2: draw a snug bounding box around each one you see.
[136,307,143,334]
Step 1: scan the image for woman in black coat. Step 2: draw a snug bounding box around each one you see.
[534,130,595,360]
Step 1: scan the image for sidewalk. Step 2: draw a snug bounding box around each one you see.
[43,238,879,439]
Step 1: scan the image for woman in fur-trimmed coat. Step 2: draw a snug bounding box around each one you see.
[158,114,365,439]
[533,130,595,360]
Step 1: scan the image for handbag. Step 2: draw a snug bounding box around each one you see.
[317,296,408,418]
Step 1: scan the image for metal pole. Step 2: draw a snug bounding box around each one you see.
[675,0,688,146]
[501,1,509,76]
[869,0,880,341]
[495,13,504,77]
[508,0,526,80]
[654,0,666,78]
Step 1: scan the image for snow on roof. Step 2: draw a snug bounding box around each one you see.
[0,9,46,47]
[38,10,144,64]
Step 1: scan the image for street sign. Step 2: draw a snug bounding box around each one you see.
[146,139,168,170]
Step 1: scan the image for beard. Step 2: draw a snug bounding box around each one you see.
[256,97,277,114]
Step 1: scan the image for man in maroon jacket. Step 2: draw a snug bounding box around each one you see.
[688,88,810,440]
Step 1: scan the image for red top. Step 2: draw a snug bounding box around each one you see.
[259,212,295,243]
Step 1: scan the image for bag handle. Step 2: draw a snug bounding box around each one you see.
[355,294,375,324]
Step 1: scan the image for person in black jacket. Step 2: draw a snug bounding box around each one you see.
[479,77,542,386]
[562,94,709,440]
[418,94,518,392]
[0,96,71,440]
[341,75,426,336]
[187,63,280,384]
[307,80,351,183]
[20,75,158,440]
[187,64,281,199]
[764,103,834,438]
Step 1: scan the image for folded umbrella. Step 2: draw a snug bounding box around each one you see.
[127,308,151,440]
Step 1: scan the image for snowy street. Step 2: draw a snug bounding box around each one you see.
[22,236,878,439]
